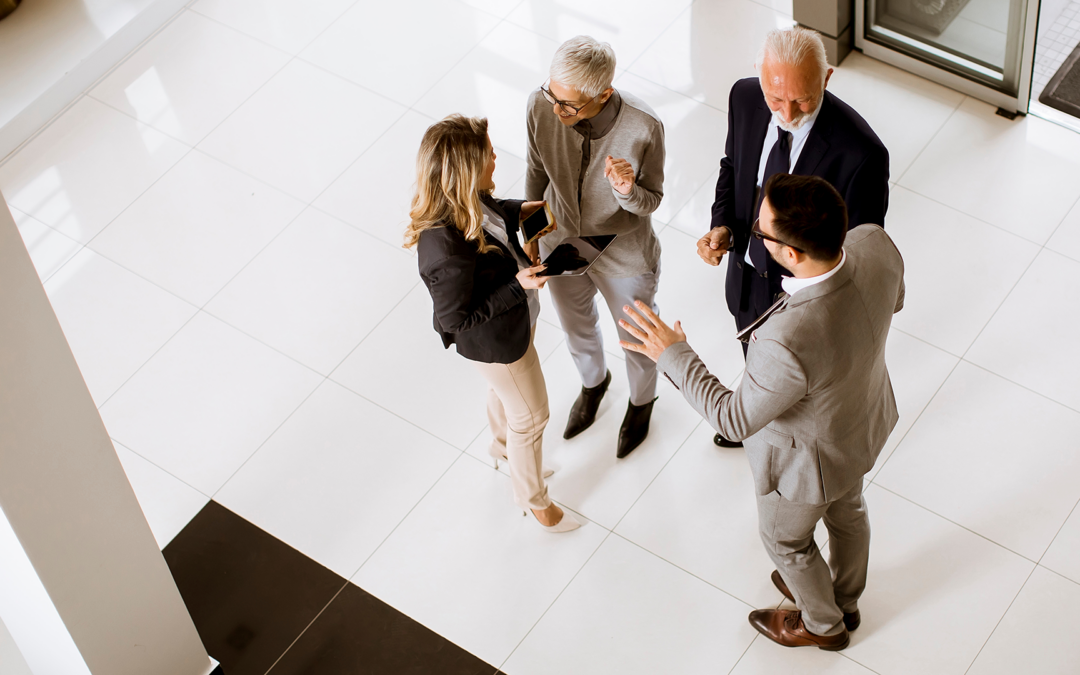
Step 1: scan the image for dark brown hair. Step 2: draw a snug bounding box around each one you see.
[763,173,847,262]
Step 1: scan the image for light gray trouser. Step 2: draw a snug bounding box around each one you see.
[756,480,870,636]
[545,262,661,407]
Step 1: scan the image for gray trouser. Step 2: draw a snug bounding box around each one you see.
[546,262,660,406]
[756,480,870,636]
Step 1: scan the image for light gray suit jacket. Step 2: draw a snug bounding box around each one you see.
[657,225,905,505]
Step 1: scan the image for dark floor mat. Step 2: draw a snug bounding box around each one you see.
[164,501,500,675]
[1039,41,1080,118]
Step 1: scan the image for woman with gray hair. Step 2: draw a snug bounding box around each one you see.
[525,35,667,460]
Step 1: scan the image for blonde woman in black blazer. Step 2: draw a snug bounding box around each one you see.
[405,114,580,533]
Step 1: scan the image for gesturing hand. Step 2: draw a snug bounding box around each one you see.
[619,300,687,363]
[605,155,635,195]
[696,226,731,266]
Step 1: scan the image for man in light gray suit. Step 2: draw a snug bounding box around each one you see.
[619,174,904,651]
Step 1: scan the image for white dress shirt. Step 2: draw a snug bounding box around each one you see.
[480,202,541,326]
[746,105,823,269]
[780,248,846,297]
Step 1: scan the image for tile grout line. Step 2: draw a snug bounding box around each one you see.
[0,2,194,168]
[960,564,1039,675]
[864,357,961,485]
[261,579,352,675]
[496,529,616,672]
[893,182,1062,247]
[871,483,1040,564]
[345,452,488,582]
[871,217,1051,486]
[892,94,965,187]
[959,359,1080,416]
[115,436,213,501]
[612,529,760,612]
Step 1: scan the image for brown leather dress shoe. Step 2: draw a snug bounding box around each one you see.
[770,570,861,631]
[748,609,849,651]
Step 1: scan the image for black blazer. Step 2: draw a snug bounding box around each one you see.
[417,196,530,364]
[711,78,890,318]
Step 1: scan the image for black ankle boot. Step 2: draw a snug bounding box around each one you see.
[563,370,611,439]
[713,433,743,448]
[617,398,655,458]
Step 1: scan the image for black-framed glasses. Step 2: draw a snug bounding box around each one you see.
[751,219,804,253]
[540,82,600,115]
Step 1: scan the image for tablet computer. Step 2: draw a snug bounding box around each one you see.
[521,203,557,245]
[538,235,617,277]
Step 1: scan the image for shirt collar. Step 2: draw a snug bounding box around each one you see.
[574,90,621,139]
[780,248,846,297]
[769,96,823,143]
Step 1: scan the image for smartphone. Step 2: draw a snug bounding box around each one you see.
[521,203,556,245]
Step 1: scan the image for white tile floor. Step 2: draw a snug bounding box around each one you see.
[3,1,1080,673]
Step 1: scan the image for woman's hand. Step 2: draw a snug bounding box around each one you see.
[520,201,545,220]
[523,240,540,265]
[516,264,549,290]
[605,156,635,195]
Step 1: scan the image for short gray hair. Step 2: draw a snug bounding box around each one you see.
[549,35,617,98]
[757,27,829,84]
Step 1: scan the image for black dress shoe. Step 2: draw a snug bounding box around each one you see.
[713,433,743,448]
[617,398,655,458]
[771,570,861,632]
[563,370,611,439]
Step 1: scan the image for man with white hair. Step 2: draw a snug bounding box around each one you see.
[698,27,889,449]
[525,35,666,459]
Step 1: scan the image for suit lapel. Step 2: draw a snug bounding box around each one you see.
[743,95,773,214]
[792,94,834,177]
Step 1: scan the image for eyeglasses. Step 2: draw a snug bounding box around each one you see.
[751,219,804,253]
[540,82,600,115]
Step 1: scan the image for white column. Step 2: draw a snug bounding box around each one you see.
[0,197,213,675]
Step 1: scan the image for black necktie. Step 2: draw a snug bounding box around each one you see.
[749,127,792,272]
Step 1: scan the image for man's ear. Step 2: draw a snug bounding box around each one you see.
[822,67,834,91]
[600,87,615,104]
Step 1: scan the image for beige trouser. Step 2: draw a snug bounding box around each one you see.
[472,336,551,510]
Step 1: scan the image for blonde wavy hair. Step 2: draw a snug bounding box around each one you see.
[403,114,498,253]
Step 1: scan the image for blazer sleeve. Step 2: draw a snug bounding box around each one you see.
[657,339,806,442]
[494,198,525,236]
[419,233,527,335]
[710,86,746,251]
[842,144,890,229]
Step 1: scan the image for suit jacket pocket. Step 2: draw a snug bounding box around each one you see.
[761,426,826,505]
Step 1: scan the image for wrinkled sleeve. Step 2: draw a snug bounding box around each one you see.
[657,340,806,441]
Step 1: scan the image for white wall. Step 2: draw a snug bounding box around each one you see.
[0,197,211,674]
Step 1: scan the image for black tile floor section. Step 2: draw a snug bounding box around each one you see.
[164,501,499,675]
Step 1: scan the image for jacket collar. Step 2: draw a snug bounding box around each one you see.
[786,246,853,307]
[792,92,836,177]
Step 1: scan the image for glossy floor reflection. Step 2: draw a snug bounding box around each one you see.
[4,0,1080,673]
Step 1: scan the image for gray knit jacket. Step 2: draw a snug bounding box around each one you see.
[525,89,665,278]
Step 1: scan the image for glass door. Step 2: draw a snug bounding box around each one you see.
[856,0,1040,111]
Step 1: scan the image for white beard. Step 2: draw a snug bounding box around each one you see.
[774,110,811,132]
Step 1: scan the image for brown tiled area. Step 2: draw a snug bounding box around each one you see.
[164,502,498,675]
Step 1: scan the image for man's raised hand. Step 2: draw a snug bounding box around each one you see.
[619,300,686,363]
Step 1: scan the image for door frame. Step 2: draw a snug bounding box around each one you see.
[855,0,1040,112]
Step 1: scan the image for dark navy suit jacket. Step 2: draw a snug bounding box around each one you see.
[711,77,890,324]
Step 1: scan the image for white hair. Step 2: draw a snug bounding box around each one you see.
[756,27,829,84]
[549,35,617,98]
